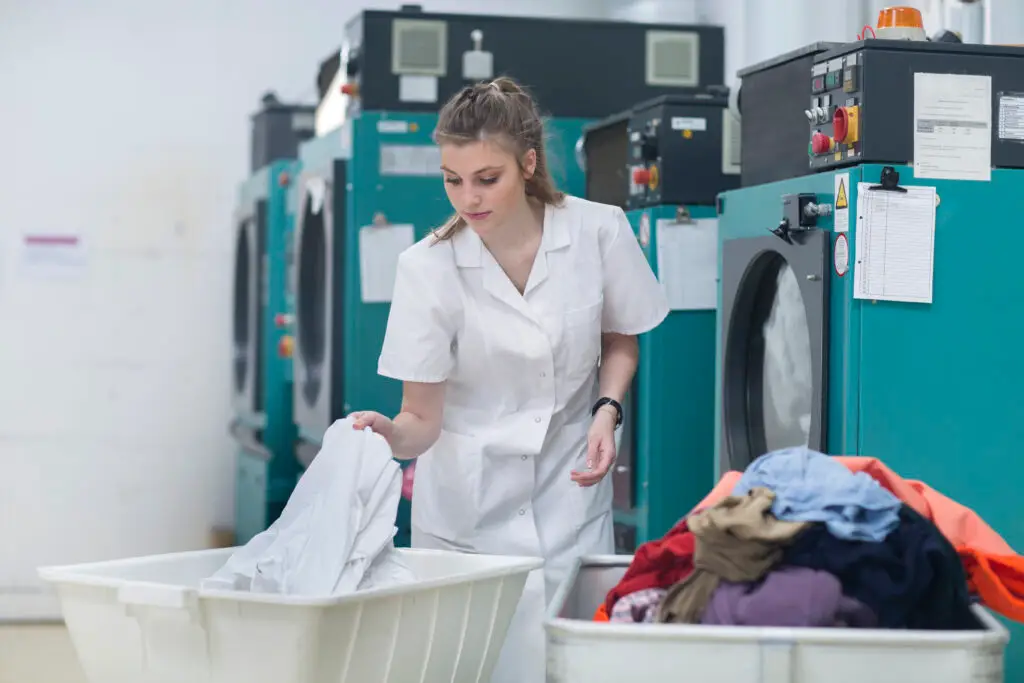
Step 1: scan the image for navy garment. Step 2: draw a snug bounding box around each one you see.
[782,504,977,630]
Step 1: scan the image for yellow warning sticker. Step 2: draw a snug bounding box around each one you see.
[835,177,849,209]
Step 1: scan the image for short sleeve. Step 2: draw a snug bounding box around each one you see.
[600,206,670,335]
[377,250,456,383]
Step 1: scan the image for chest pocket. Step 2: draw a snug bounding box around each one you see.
[559,301,603,384]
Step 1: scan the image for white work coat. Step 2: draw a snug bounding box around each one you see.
[377,195,668,683]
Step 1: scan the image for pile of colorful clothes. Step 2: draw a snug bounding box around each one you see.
[596,446,1024,629]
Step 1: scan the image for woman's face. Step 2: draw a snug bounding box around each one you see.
[440,139,537,235]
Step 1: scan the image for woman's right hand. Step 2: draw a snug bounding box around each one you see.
[349,411,396,443]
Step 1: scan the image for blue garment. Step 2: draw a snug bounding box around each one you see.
[732,446,901,542]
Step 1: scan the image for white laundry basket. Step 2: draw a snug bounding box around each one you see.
[545,556,1009,683]
[39,546,542,683]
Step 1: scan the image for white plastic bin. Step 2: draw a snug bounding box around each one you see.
[39,546,542,683]
[545,556,1009,683]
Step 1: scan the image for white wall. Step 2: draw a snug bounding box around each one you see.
[0,0,615,620]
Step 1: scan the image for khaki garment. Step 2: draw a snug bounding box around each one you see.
[656,487,810,624]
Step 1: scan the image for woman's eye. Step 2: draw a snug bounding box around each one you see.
[444,177,461,185]
[479,177,498,185]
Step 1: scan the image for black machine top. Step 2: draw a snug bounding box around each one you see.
[737,42,845,78]
[321,5,727,119]
[817,37,1024,62]
[582,87,732,137]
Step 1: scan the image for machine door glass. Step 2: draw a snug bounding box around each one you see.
[296,182,329,408]
[232,219,252,395]
[720,230,829,471]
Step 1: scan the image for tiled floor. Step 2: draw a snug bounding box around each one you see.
[0,625,87,683]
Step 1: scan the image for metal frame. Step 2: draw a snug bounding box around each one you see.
[231,213,260,418]
[292,171,336,435]
[719,230,830,472]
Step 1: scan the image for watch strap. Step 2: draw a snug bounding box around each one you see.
[592,397,623,427]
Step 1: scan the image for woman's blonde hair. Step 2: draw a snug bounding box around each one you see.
[431,76,565,241]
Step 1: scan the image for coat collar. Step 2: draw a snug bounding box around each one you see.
[451,199,572,269]
[451,199,574,318]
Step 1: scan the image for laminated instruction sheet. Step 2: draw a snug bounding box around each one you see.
[913,72,992,182]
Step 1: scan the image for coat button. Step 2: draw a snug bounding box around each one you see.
[534,417,542,423]
[519,509,526,516]
[521,454,528,461]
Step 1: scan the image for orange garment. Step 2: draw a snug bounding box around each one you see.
[594,603,609,621]
[697,457,1024,623]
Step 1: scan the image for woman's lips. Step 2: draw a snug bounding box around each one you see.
[464,211,491,220]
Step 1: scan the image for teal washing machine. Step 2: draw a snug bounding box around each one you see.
[581,89,740,551]
[291,113,452,548]
[716,40,1024,675]
[295,7,727,547]
[230,93,315,544]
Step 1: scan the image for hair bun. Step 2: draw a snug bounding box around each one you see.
[486,76,525,96]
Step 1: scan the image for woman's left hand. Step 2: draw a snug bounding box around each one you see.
[571,408,617,487]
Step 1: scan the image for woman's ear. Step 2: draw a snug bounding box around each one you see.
[522,149,538,180]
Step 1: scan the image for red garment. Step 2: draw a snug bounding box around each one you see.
[603,518,695,614]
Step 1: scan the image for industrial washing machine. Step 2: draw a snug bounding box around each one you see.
[582,89,740,551]
[715,39,1024,677]
[291,6,728,547]
[230,93,315,544]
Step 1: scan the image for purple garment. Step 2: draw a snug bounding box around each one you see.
[701,566,877,628]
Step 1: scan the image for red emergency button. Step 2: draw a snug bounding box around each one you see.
[811,132,834,155]
[633,168,652,185]
[274,313,294,328]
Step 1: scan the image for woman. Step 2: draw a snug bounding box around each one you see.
[350,77,669,683]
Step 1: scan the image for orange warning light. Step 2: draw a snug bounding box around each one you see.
[878,6,924,28]
[876,6,926,40]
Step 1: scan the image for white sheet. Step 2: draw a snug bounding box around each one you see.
[202,418,415,596]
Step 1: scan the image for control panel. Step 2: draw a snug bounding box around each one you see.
[626,92,740,210]
[807,51,862,171]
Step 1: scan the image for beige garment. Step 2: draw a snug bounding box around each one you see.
[656,487,809,624]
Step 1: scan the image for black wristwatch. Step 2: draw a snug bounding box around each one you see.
[592,397,623,428]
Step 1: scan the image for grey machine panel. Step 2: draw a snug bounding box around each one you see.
[292,162,347,442]
[232,209,264,420]
[719,230,829,474]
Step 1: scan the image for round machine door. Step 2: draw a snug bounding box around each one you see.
[719,230,830,471]
[294,178,331,408]
[232,219,253,397]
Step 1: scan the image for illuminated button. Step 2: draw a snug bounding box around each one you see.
[632,168,651,185]
[278,335,294,358]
